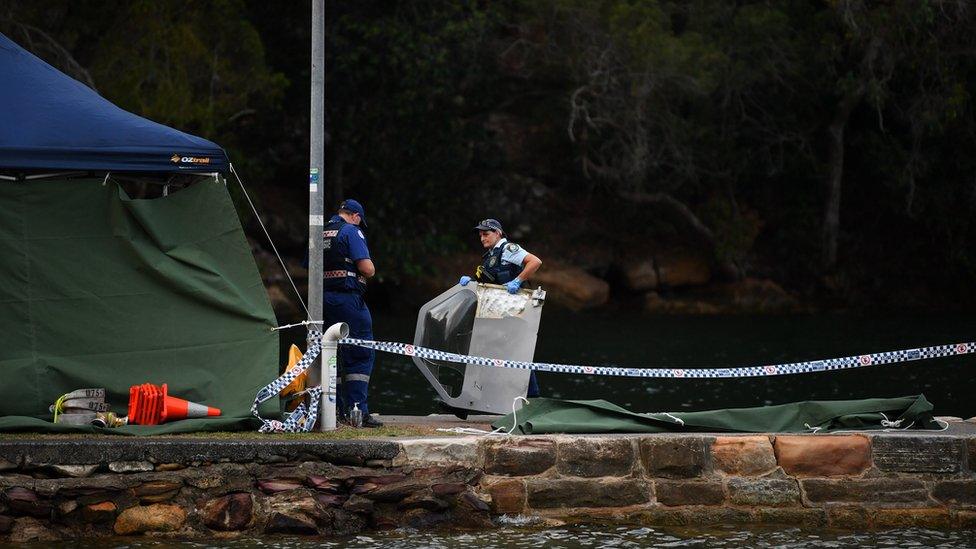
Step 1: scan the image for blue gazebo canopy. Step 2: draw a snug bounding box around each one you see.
[0,32,228,174]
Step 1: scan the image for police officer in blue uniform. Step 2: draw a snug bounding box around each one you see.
[459,218,544,397]
[323,199,382,427]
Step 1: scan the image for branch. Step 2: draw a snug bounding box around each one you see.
[619,190,716,246]
[1,19,98,92]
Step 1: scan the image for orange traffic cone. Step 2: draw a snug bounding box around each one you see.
[127,383,220,425]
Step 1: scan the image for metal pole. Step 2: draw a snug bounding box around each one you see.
[307,0,335,431]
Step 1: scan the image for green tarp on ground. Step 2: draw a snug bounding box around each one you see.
[492,395,940,434]
[0,178,277,434]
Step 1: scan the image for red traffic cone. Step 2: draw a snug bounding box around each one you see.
[127,383,220,425]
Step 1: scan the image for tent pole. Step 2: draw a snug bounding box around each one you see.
[307,0,335,431]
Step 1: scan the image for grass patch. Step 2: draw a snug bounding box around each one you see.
[0,424,458,440]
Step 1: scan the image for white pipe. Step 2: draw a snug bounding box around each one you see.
[317,322,348,431]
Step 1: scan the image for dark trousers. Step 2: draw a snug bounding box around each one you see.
[324,291,374,416]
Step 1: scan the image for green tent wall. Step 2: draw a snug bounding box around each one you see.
[0,177,278,432]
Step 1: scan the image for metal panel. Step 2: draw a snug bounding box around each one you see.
[412,283,545,415]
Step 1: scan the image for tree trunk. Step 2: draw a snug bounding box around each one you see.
[821,37,881,271]
[822,110,850,270]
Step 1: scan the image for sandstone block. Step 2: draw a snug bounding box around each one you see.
[711,436,775,476]
[257,478,303,494]
[871,435,965,474]
[398,492,449,512]
[402,509,449,529]
[431,483,467,497]
[108,461,154,473]
[484,439,555,476]
[132,480,182,503]
[957,510,976,528]
[2,487,51,518]
[114,503,186,535]
[49,464,99,478]
[557,438,634,478]
[801,478,928,505]
[316,493,347,508]
[342,494,374,514]
[969,438,975,472]
[9,516,60,543]
[0,514,13,533]
[757,507,826,527]
[727,478,800,507]
[58,500,78,516]
[827,506,871,529]
[640,437,711,478]
[873,508,951,529]
[654,480,724,506]
[932,480,976,506]
[399,438,480,465]
[459,491,491,512]
[636,506,753,527]
[201,493,253,531]
[265,512,317,535]
[363,479,430,503]
[484,478,525,514]
[264,493,321,534]
[80,501,116,523]
[526,478,649,509]
[774,435,869,477]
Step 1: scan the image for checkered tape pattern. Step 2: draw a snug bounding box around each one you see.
[252,331,324,433]
[339,338,974,379]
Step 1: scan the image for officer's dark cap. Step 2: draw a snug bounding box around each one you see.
[339,199,367,228]
[474,218,503,233]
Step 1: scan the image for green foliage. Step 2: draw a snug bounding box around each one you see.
[0,0,287,181]
[4,0,976,306]
[325,1,508,281]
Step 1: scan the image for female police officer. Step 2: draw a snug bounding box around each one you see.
[458,218,543,396]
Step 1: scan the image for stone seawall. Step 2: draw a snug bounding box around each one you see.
[1,432,974,541]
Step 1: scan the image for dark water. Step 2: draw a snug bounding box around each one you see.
[6,525,976,548]
[289,309,976,419]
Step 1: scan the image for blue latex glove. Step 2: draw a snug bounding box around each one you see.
[459,275,472,286]
[506,278,523,294]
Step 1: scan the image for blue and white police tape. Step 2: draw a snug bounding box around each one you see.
[251,331,324,432]
[338,338,975,379]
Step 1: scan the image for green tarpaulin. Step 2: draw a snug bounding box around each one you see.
[0,178,277,434]
[492,395,940,434]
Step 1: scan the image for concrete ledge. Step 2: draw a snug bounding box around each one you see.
[1,429,975,540]
[0,439,402,467]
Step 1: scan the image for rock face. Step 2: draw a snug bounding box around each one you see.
[655,253,711,288]
[622,260,659,291]
[114,504,187,535]
[532,263,609,309]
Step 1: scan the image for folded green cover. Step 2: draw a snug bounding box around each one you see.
[493,395,939,434]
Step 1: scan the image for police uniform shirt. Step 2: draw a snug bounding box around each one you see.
[495,237,528,267]
[328,214,371,262]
